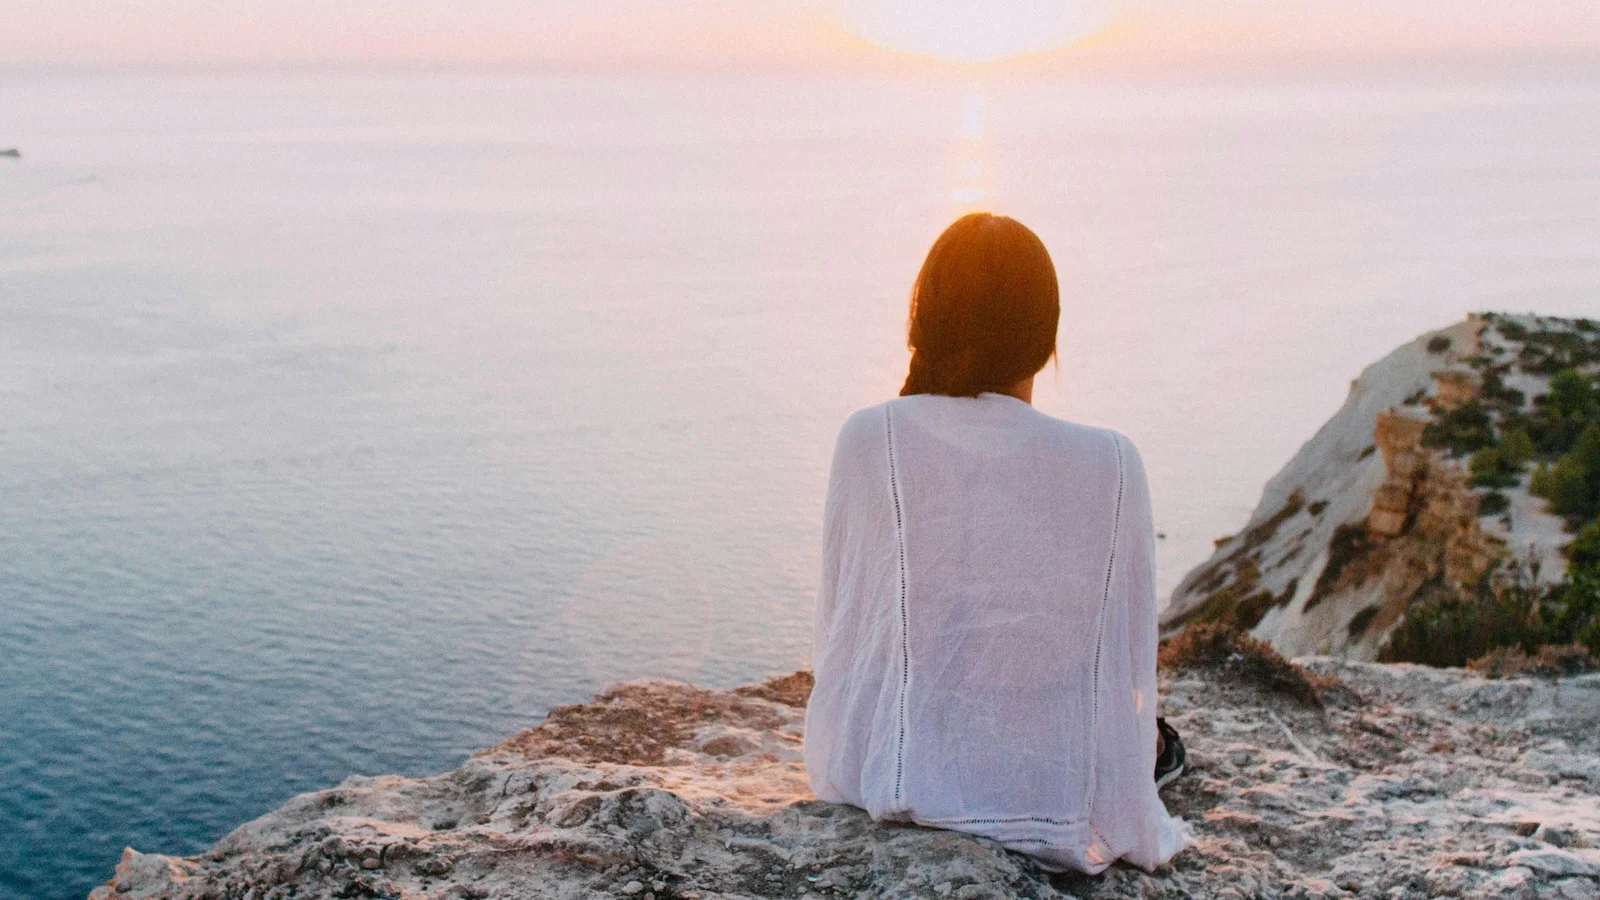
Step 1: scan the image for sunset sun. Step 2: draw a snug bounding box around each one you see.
[840,0,1109,63]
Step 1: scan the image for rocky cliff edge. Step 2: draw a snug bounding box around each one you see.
[93,658,1600,900]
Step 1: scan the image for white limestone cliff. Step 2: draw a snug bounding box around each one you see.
[1162,313,1586,660]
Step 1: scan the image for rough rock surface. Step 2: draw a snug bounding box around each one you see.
[1163,313,1590,660]
[92,663,1600,900]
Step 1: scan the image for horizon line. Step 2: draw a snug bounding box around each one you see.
[5,45,1600,81]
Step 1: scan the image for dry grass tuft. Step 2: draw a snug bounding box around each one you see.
[733,670,814,707]
[1467,644,1599,679]
[1160,623,1340,709]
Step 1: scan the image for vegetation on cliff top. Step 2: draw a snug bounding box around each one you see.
[1381,315,1600,670]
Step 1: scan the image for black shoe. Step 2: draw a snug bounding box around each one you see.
[1155,718,1185,788]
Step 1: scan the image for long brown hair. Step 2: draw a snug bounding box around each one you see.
[900,213,1059,398]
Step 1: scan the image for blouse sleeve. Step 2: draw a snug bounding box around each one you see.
[812,442,846,665]
[1121,436,1160,772]
[804,413,863,803]
[1088,433,1191,870]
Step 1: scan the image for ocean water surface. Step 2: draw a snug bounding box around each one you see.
[3,66,1599,899]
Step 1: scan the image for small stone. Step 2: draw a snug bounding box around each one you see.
[1515,821,1540,837]
[620,881,645,895]
[1538,825,1578,848]
[1484,866,1534,899]
[1552,878,1598,900]
[361,857,381,870]
[412,856,455,877]
[1505,849,1599,878]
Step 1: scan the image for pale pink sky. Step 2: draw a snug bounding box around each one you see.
[5,0,1599,69]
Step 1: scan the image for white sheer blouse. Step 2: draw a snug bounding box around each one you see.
[804,392,1191,873]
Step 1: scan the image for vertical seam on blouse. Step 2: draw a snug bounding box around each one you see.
[1088,820,1114,863]
[1084,432,1125,818]
[884,405,911,809]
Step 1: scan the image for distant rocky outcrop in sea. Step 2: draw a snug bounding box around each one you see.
[90,653,1600,900]
[1163,313,1600,664]
[0,148,21,158]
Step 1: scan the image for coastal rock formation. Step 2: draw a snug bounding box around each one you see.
[92,662,1600,900]
[1163,313,1591,660]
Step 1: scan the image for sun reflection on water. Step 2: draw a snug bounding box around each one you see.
[950,88,988,208]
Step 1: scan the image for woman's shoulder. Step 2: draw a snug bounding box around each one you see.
[1022,409,1141,459]
[835,400,893,444]
[837,397,1143,468]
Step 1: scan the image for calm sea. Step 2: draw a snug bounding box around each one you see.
[3,65,1598,899]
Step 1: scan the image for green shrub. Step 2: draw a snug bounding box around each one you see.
[1500,428,1534,467]
[1470,448,1520,488]
[1519,330,1600,374]
[1379,578,1539,667]
[1498,320,1529,341]
[1534,422,1600,522]
[1427,335,1452,354]
[1469,427,1532,489]
[1477,491,1510,517]
[1565,520,1600,574]
[1531,462,1555,497]
[1480,366,1527,410]
[1383,569,1600,665]
[1583,618,1600,655]
[1520,344,1553,374]
[1539,570,1600,649]
[1423,401,1496,456]
[1530,369,1600,453]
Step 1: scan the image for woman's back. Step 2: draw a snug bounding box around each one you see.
[804,392,1189,873]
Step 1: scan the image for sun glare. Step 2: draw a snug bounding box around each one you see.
[840,0,1109,63]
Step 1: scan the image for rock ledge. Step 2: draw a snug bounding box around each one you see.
[94,663,1600,900]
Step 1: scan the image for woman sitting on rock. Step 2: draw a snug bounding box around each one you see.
[804,213,1191,873]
